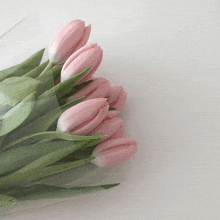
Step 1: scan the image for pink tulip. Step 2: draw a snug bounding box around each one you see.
[107,86,127,111]
[61,43,103,84]
[91,137,138,167]
[67,77,110,103]
[49,20,91,65]
[57,98,109,135]
[88,117,122,143]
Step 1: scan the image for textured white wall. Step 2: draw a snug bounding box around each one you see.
[1,0,220,219]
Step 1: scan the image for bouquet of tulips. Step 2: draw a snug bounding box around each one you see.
[0,20,138,208]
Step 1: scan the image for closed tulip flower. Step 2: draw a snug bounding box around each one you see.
[91,137,138,168]
[67,77,110,103]
[88,117,122,143]
[61,43,103,84]
[49,20,91,65]
[57,98,109,135]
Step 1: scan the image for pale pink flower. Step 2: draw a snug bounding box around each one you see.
[61,43,103,84]
[49,20,91,64]
[91,137,138,167]
[57,98,109,135]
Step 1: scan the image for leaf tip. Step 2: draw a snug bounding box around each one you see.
[101,183,120,190]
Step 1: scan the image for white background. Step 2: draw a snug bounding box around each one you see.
[1,0,220,219]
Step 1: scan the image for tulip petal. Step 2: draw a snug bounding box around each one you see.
[107,86,121,104]
[49,20,86,64]
[84,81,110,101]
[75,49,103,85]
[62,44,97,75]
[73,24,91,52]
[88,117,122,142]
[92,137,137,156]
[70,102,109,135]
[107,86,127,112]
[112,89,127,111]
[109,126,125,139]
[61,44,103,84]
[92,144,138,167]
[57,98,107,132]
[107,110,120,118]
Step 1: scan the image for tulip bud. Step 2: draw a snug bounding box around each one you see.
[57,98,109,135]
[67,77,110,103]
[88,117,122,143]
[91,137,138,167]
[61,44,103,84]
[107,85,127,110]
[49,20,91,65]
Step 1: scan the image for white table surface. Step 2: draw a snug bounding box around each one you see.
[1,0,220,219]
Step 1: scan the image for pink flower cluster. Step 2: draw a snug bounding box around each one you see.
[50,19,138,168]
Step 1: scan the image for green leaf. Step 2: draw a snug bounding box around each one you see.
[39,67,92,101]
[35,65,63,97]
[0,141,76,175]
[0,139,100,188]
[2,183,120,201]
[36,62,54,80]
[61,79,93,99]
[0,49,45,82]
[59,145,97,162]
[20,68,90,123]
[3,131,101,150]
[0,76,41,106]
[15,94,60,128]
[100,183,120,189]
[0,194,17,207]
[0,92,36,137]
[23,157,95,183]
[23,60,49,78]
[2,98,83,145]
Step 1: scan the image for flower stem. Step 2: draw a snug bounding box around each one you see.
[31,158,93,185]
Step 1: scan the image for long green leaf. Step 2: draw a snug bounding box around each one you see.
[0,92,36,137]
[0,49,45,82]
[35,65,63,97]
[2,183,120,201]
[3,131,101,150]
[0,138,101,188]
[16,94,60,128]
[23,157,95,183]
[59,145,97,162]
[0,141,75,175]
